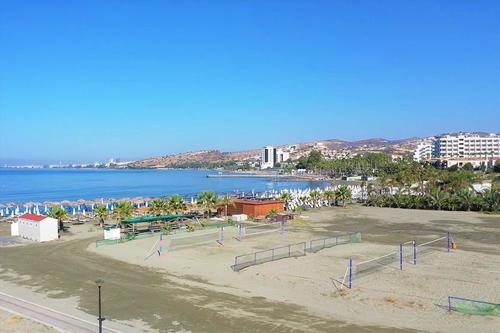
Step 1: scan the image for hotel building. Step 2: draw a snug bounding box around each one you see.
[433,133,500,158]
[413,133,500,167]
[261,146,290,169]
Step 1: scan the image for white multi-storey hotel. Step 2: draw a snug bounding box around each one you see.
[413,133,500,166]
[413,139,435,162]
[434,133,500,158]
[260,146,290,169]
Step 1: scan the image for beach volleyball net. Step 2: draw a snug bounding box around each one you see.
[448,296,500,316]
[168,230,221,251]
[346,233,453,288]
[309,232,361,253]
[232,242,307,271]
[416,233,452,258]
[235,222,284,241]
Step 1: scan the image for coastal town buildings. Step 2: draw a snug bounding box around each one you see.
[11,213,58,242]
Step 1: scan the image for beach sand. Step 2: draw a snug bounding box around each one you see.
[1,206,499,332]
[90,206,500,333]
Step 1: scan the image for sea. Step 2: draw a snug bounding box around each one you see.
[0,168,327,204]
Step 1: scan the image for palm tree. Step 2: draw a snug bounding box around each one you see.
[197,191,217,218]
[48,206,68,233]
[309,190,322,207]
[149,199,168,216]
[457,189,475,211]
[323,189,336,206]
[428,188,448,210]
[94,205,108,228]
[267,208,278,221]
[217,195,232,219]
[114,201,134,221]
[336,185,352,208]
[168,195,187,214]
[279,192,293,211]
[480,189,499,212]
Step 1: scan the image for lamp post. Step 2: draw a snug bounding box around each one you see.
[95,278,105,333]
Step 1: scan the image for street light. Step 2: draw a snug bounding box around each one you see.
[95,278,105,333]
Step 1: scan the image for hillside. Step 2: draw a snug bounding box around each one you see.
[126,137,422,169]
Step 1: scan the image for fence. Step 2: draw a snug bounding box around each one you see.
[95,232,156,247]
[232,242,307,271]
[235,222,283,241]
[448,296,500,316]
[309,232,362,253]
[346,233,453,289]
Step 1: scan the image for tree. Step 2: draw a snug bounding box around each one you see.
[149,199,168,216]
[309,190,322,207]
[94,205,108,228]
[48,206,68,233]
[480,189,499,212]
[493,161,500,173]
[428,188,448,210]
[296,150,323,171]
[217,195,233,219]
[457,189,475,211]
[267,208,278,221]
[114,202,134,221]
[168,195,187,214]
[197,191,217,218]
[323,189,336,206]
[279,192,293,211]
[336,185,352,208]
[462,163,474,171]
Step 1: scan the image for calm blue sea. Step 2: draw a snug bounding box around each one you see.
[0,168,326,204]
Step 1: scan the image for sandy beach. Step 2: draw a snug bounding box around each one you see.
[1,206,499,332]
[0,308,58,333]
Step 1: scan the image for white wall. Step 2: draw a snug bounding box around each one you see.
[39,217,58,242]
[104,227,121,240]
[11,222,19,236]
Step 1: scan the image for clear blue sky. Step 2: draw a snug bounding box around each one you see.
[1,1,499,164]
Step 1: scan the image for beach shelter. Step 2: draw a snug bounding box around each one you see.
[72,208,76,215]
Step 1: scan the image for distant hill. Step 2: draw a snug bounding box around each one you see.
[126,136,423,169]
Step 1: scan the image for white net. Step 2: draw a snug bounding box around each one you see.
[168,231,219,251]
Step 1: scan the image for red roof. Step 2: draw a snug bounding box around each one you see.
[19,213,46,222]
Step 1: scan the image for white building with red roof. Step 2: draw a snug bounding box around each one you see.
[12,213,59,242]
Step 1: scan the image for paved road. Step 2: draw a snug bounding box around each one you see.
[0,292,121,333]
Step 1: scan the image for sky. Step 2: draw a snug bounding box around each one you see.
[1,1,499,164]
